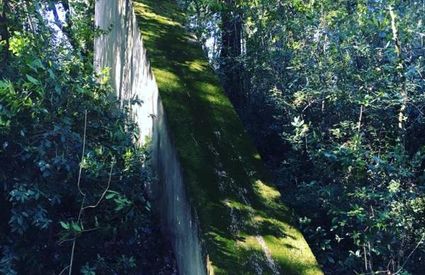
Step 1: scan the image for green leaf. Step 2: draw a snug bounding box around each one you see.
[60,221,70,230]
[26,74,40,85]
[71,222,82,232]
[105,190,118,200]
[0,80,8,89]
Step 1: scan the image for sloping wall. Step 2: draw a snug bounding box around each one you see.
[95,0,323,274]
[94,1,205,274]
[94,0,157,141]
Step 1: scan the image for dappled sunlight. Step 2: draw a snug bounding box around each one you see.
[254,180,281,204]
[152,68,182,90]
[134,0,322,273]
[185,59,209,72]
[133,2,181,27]
[224,199,255,213]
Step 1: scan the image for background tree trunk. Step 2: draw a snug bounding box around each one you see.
[220,0,243,106]
[0,0,10,71]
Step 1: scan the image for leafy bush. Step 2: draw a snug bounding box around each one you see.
[0,1,175,274]
[185,0,425,273]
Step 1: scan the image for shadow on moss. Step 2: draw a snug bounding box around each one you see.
[133,0,323,274]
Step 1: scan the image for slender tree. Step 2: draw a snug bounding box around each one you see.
[220,0,243,106]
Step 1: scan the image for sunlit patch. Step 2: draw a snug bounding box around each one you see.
[206,255,216,275]
[238,235,262,250]
[223,199,254,213]
[186,60,207,72]
[193,82,232,108]
[133,3,181,27]
[255,180,281,203]
[152,68,181,90]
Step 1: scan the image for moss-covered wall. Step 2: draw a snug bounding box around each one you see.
[95,1,206,274]
[95,0,323,274]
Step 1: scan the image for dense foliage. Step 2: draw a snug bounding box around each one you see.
[184,0,425,274]
[0,0,175,274]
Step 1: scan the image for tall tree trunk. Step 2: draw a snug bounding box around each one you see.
[220,0,243,106]
[0,0,10,71]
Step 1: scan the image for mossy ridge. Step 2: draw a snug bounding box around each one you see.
[133,0,323,274]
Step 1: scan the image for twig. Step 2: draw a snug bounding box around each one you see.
[67,110,87,275]
[58,265,70,275]
[65,110,117,275]
[68,198,85,275]
[24,2,35,34]
[77,110,88,196]
[358,105,364,133]
[67,159,114,275]
[394,233,425,274]
[82,161,115,210]
[58,237,76,245]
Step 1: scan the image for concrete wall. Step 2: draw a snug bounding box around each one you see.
[94,0,157,141]
[151,99,206,275]
[94,1,206,274]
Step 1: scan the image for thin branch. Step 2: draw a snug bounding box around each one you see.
[24,1,35,34]
[67,111,87,275]
[389,5,408,143]
[394,233,425,274]
[68,198,85,275]
[82,161,114,210]
[58,265,70,275]
[77,110,88,197]
[357,104,364,133]
[57,237,76,245]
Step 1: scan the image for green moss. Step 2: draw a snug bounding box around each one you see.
[133,0,323,274]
